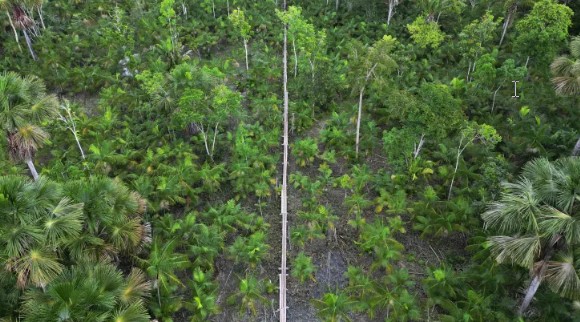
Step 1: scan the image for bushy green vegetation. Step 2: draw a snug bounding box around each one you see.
[1,0,579,321]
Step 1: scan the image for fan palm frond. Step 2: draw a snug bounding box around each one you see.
[488,235,541,268]
[6,247,63,288]
[569,36,580,59]
[44,198,84,246]
[545,252,580,300]
[120,268,151,304]
[9,124,49,160]
[538,207,580,244]
[111,300,150,322]
[482,179,540,235]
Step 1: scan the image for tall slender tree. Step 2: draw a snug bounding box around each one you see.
[347,36,397,157]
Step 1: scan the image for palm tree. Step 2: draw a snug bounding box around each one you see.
[139,239,189,309]
[550,36,580,156]
[20,260,150,321]
[63,177,150,260]
[0,176,81,289]
[227,275,267,317]
[312,291,354,322]
[482,157,580,315]
[0,72,58,180]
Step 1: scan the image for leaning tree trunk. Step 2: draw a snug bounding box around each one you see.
[518,237,559,315]
[22,28,37,61]
[6,12,22,52]
[572,136,580,156]
[25,158,39,181]
[387,0,397,26]
[499,4,517,46]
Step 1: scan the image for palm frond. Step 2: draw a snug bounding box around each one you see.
[538,207,580,245]
[552,76,580,96]
[44,198,84,246]
[7,248,63,288]
[482,179,540,234]
[570,36,580,59]
[111,300,150,322]
[551,56,576,76]
[29,94,59,123]
[545,253,580,300]
[488,235,541,268]
[120,268,151,304]
[9,124,49,160]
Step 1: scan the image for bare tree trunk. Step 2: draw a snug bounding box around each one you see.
[448,137,468,200]
[448,151,460,200]
[572,136,580,156]
[38,6,46,29]
[243,39,249,71]
[199,123,211,158]
[72,130,86,160]
[211,122,219,158]
[519,274,541,316]
[499,4,517,46]
[336,0,339,11]
[525,56,530,69]
[467,62,472,81]
[22,29,37,61]
[227,0,230,15]
[387,0,397,26]
[293,39,298,77]
[518,240,557,315]
[355,64,377,158]
[280,0,289,320]
[6,12,22,52]
[26,158,39,181]
[355,87,365,158]
[491,85,501,112]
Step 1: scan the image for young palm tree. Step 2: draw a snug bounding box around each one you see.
[139,239,189,309]
[482,157,580,315]
[312,291,354,322]
[0,72,58,180]
[550,36,580,155]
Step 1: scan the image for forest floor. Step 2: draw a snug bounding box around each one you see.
[206,117,469,322]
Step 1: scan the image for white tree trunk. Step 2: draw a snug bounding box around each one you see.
[6,12,22,52]
[243,39,249,71]
[519,274,541,316]
[293,39,298,78]
[355,87,364,158]
[572,136,580,156]
[26,158,39,181]
[22,29,37,61]
[72,130,86,160]
[387,0,396,26]
[38,6,46,30]
[211,122,219,158]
